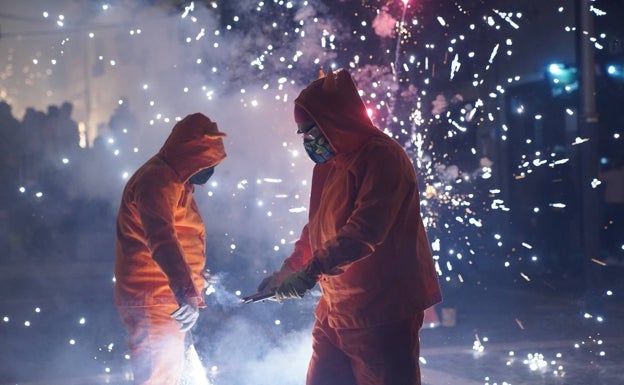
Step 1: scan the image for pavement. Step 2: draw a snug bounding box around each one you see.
[419,265,624,385]
[421,296,624,384]
[1,261,623,385]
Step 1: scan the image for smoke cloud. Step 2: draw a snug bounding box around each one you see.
[0,0,340,383]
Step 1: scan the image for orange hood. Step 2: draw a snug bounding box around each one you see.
[294,68,386,154]
[157,112,227,182]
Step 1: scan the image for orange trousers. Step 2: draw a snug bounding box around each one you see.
[118,305,186,385]
[307,312,425,385]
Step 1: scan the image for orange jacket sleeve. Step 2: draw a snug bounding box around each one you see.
[281,223,313,272]
[135,177,200,304]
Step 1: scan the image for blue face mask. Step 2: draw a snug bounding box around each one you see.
[298,123,335,163]
[189,166,215,185]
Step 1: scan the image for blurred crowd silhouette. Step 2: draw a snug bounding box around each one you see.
[0,100,138,263]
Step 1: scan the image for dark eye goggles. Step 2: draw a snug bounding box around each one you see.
[297,122,322,139]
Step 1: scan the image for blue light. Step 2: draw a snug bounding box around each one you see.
[605,63,624,81]
[548,63,564,75]
[545,63,578,96]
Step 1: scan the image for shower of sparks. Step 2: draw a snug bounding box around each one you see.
[472,334,486,354]
[0,0,621,384]
[524,352,548,372]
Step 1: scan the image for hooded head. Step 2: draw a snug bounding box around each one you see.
[294,104,314,125]
[158,113,227,183]
[293,68,384,155]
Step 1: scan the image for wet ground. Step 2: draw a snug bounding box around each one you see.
[1,261,623,385]
[420,276,624,385]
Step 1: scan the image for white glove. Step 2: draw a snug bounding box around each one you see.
[171,298,199,332]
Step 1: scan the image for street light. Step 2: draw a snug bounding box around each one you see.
[606,62,624,82]
[546,63,578,96]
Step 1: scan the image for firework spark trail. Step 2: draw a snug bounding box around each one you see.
[392,0,410,80]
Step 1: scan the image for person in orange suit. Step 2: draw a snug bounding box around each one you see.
[256,69,442,385]
[114,112,226,385]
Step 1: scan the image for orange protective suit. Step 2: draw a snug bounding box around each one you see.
[114,113,226,384]
[282,69,442,385]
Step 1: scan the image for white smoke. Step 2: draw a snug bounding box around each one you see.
[0,1,337,383]
[372,7,397,38]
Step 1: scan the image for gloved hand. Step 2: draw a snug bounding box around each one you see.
[257,266,295,292]
[171,297,199,332]
[274,270,316,301]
